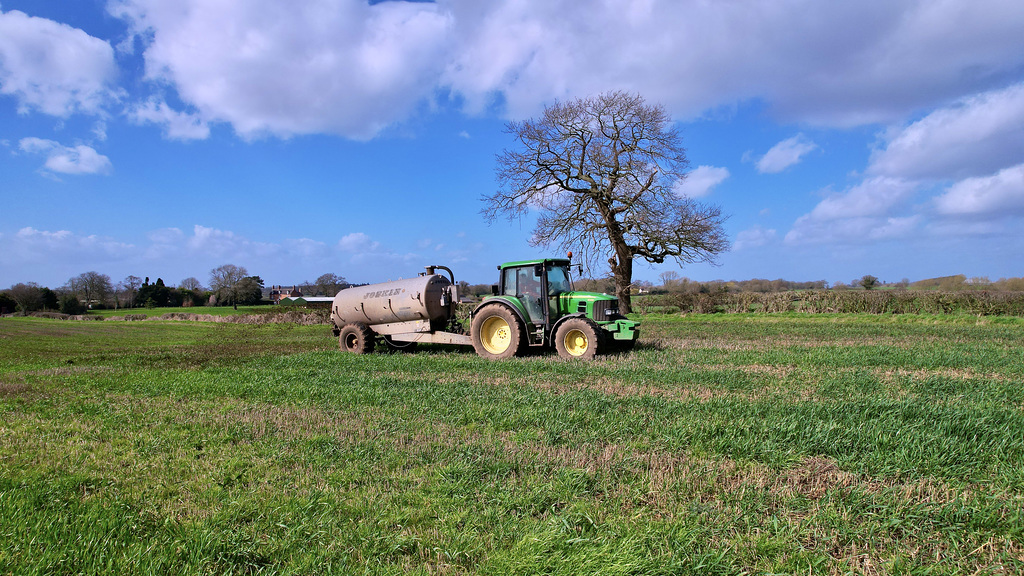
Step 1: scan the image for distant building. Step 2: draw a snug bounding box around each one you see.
[268,285,302,303]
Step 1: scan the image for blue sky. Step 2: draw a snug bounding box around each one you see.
[2,0,1024,290]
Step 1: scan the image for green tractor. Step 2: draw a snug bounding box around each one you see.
[471,258,639,360]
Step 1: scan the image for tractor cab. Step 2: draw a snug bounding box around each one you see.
[485,258,638,351]
[495,259,572,339]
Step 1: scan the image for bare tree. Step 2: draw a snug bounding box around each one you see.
[121,275,142,308]
[659,270,681,291]
[113,281,125,309]
[487,91,728,312]
[8,283,43,314]
[209,264,249,306]
[315,273,348,296]
[69,272,113,308]
[179,277,204,292]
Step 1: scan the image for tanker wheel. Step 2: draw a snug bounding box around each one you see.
[554,317,602,360]
[339,322,375,354]
[382,335,418,353]
[471,305,523,360]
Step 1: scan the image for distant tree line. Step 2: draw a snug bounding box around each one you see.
[905,275,1024,292]
[602,272,1024,296]
[1,264,349,316]
[5,266,1023,316]
[570,272,830,295]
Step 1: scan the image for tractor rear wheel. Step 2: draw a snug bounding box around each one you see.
[554,317,602,360]
[339,322,375,354]
[471,305,523,360]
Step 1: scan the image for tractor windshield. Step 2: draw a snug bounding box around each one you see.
[547,265,573,295]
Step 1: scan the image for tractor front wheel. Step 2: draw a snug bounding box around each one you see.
[554,317,602,360]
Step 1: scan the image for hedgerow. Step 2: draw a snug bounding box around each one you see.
[637,290,1024,316]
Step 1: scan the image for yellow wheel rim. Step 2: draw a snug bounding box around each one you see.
[564,329,589,356]
[480,316,512,354]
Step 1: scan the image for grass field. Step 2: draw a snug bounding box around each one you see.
[1,313,1022,574]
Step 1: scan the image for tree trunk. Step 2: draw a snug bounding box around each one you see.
[609,251,634,314]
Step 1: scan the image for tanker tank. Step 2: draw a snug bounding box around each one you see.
[330,273,455,332]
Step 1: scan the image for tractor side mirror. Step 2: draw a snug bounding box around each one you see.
[491,284,499,295]
[534,264,543,277]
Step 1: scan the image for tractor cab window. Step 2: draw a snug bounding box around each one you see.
[517,266,542,298]
[501,268,515,296]
[499,265,545,324]
[547,265,572,295]
[501,266,542,298]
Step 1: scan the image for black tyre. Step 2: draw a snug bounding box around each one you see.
[554,317,602,360]
[339,322,375,354]
[471,305,524,360]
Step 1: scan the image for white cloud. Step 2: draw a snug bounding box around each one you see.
[756,134,817,174]
[865,216,921,241]
[339,232,380,253]
[786,215,921,246]
[785,177,920,244]
[0,224,430,288]
[869,83,1024,180]
[98,1,1024,139]
[150,226,387,268]
[129,97,210,140]
[147,227,185,244]
[142,225,334,266]
[186,225,274,259]
[934,163,1024,216]
[443,0,1024,126]
[93,121,108,141]
[733,225,776,250]
[6,227,134,269]
[673,165,729,198]
[0,8,118,116]
[287,238,333,260]
[805,177,918,221]
[18,137,112,175]
[110,0,452,139]
[924,219,1005,238]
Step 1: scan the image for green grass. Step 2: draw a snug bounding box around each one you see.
[1,314,1023,574]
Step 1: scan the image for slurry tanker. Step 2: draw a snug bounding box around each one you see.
[330,257,639,360]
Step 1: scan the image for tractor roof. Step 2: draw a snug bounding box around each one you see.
[497,258,572,270]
